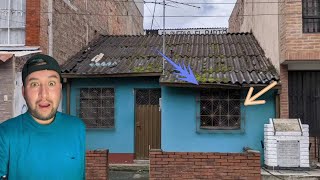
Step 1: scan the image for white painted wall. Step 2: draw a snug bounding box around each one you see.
[14,72,27,117]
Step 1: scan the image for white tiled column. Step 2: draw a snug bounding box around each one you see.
[264,124,277,167]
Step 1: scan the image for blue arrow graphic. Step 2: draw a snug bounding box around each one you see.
[157,50,199,85]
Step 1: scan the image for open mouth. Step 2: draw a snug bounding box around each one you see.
[38,103,51,109]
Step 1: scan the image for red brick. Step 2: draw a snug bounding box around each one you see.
[150,151,261,179]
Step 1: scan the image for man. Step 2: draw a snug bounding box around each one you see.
[0,54,85,179]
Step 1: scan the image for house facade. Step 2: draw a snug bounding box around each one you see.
[229,0,320,164]
[61,33,279,178]
[0,0,143,122]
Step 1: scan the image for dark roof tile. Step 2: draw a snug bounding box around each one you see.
[61,33,279,85]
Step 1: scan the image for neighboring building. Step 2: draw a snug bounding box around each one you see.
[229,0,320,164]
[145,27,228,35]
[61,33,279,178]
[0,0,143,121]
[0,54,14,123]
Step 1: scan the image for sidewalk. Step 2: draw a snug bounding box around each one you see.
[109,163,149,180]
[261,168,320,180]
[109,163,320,180]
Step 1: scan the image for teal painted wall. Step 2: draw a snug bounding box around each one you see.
[67,77,160,153]
[65,77,276,159]
[161,86,276,155]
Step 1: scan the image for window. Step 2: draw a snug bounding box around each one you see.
[199,89,241,130]
[0,0,26,45]
[78,88,114,128]
[303,0,320,33]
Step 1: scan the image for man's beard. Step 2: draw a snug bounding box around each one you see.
[27,101,57,121]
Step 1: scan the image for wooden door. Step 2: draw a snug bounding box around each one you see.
[135,89,161,160]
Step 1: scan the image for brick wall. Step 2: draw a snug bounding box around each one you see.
[37,0,143,65]
[26,0,40,46]
[150,149,261,180]
[228,0,243,33]
[279,64,289,118]
[279,0,320,63]
[310,137,320,163]
[0,57,14,122]
[86,150,109,180]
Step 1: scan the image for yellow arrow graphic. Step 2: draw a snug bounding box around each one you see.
[244,81,278,106]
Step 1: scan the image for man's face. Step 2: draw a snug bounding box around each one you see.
[22,70,62,122]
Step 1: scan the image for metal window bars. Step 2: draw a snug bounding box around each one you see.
[199,89,242,129]
[76,88,115,128]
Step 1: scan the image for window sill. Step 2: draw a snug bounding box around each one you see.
[196,126,244,134]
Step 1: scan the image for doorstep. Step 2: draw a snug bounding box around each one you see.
[109,161,149,171]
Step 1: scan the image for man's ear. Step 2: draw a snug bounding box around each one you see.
[22,85,25,98]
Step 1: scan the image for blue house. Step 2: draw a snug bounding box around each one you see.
[61,33,279,164]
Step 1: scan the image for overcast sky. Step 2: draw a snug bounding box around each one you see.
[143,0,237,30]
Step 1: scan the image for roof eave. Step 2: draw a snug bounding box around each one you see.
[160,81,282,89]
[61,72,162,79]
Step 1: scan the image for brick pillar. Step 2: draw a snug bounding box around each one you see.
[280,64,289,118]
[86,150,109,180]
[26,0,40,46]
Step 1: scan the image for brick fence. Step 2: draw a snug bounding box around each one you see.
[86,150,109,180]
[150,149,261,180]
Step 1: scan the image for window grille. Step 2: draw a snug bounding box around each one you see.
[303,0,320,33]
[199,89,241,130]
[136,89,161,105]
[0,0,26,45]
[78,88,114,128]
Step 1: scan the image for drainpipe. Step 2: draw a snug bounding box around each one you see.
[48,0,53,56]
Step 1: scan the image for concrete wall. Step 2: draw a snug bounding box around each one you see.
[229,0,279,71]
[0,58,15,122]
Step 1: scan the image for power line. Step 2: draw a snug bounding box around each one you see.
[147,13,299,17]
[166,0,200,8]
[39,11,300,17]
[0,11,303,26]
[145,0,161,29]
[50,0,301,4]
[144,1,301,5]
[0,0,304,11]
[151,0,157,29]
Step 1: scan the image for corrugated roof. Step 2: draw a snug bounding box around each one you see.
[61,33,279,85]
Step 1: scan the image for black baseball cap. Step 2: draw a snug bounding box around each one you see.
[22,54,62,85]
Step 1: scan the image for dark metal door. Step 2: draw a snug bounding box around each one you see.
[135,89,161,160]
[288,71,320,136]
